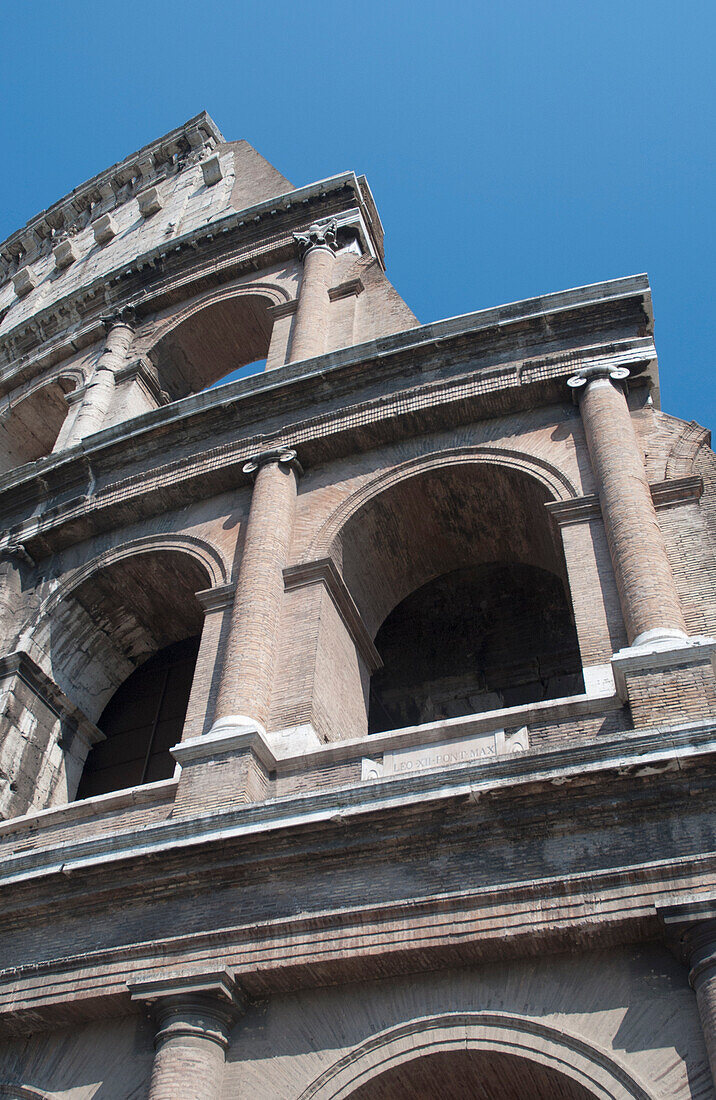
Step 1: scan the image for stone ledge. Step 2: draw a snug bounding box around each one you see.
[547,475,705,527]
[0,849,713,1033]
[0,777,178,840]
[1,717,714,893]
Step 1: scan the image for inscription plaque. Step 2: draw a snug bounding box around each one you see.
[361,727,528,781]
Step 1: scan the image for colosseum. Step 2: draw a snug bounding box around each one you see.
[0,112,715,1098]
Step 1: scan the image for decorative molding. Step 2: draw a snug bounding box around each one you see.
[298,1013,653,1100]
[650,475,703,507]
[547,477,704,528]
[195,582,235,614]
[267,298,298,320]
[113,356,165,406]
[243,446,302,478]
[545,495,601,526]
[294,219,339,257]
[328,278,364,302]
[666,421,712,479]
[128,967,246,1012]
[171,725,276,770]
[284,558,382,671]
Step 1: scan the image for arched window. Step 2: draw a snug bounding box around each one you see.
[76,635,200,799]
[325,459,585,739]
[369,563,582,732]
[0,376,77,473]
[148,294,274,398]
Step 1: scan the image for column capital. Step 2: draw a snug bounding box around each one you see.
[567,363,630,396]
[129,969,246,1048]
[242,446,303,478]
[100,304,139,333]
[659,903,716,981]
[293,219,340,259]
[0,542,35,568]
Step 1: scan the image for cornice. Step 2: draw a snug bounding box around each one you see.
[0,173,375,378]
[0,718,713,895]
[0,113,224,286]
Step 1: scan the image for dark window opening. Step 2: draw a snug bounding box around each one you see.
[76,635,200,800]
[368,564,584,734]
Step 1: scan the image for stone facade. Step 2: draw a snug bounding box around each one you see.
[0,112,715,1098]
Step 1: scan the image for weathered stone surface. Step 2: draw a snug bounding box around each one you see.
[0,115,714,1098]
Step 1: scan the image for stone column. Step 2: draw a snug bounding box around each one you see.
[660,915,716,1090]
[64,309,136,445]
[214,448,300,733]
[568,365,687,648]
[288,220,339,363]
[131,972,244,1100]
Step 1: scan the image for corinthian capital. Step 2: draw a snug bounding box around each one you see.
[293,220,339,258]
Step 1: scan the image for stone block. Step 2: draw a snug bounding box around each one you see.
[93,213,117,244]
[201,155,223,186]
[12,266,36,297]
[52,238,78,270]
[137,186,162,217]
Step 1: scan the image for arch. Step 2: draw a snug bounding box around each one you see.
[665,419,712,479]
[142,280,291,399]
[26,542,218,730]
[0,370,83,474]
[142,278,290,346]
[310,446,578,560]
[35,533,227,622]
[297,1012,654,1100]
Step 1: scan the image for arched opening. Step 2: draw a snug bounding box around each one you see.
[148,294,273,399]
[347,1048,596,1099]
[298,1013,652,1100]
[330,460,584,737]
[28,547,213,802]
[369,562,583,732]
[76,634,200,799]
[0,376,77,473]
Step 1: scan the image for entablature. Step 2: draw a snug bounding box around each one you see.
[0,172,382,391]
[0,277,657,559]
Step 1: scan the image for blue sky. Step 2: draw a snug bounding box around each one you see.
[2,0,713,427]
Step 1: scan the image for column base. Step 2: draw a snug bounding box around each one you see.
[170,719,276,815]
[612,635,716,728]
